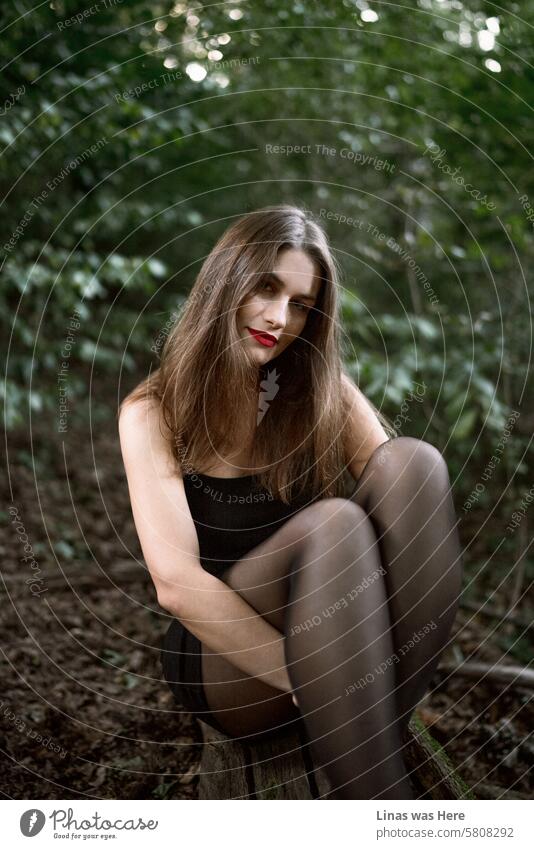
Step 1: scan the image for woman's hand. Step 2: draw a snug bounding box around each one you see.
[291,692,299,708]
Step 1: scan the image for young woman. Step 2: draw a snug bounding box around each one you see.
[118,204,463,799]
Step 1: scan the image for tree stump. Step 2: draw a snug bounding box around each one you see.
[198,712,474,800]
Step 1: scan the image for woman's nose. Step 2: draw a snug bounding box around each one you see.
[262,296,287,328]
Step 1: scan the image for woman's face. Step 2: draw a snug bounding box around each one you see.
[237,247,321,363]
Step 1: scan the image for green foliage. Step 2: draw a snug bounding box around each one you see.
[1,0,532,525]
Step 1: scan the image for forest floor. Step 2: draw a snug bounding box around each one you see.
[1,400,532,800]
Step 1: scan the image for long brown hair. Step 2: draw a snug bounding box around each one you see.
[121,204,375,503]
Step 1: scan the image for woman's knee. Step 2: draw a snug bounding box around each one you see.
[370,437,450,489]
[287,499,380,591]
[286,499,377,579]
[399,437,450,488]
[294,497,370,541]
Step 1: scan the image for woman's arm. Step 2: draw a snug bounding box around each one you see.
[341,373,389,481]
[158,565,292,693]
[118,396,292,693]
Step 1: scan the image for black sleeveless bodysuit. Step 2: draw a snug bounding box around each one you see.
[160,469,318,734]
[182,469,316,576]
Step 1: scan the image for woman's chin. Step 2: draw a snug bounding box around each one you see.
[244,338,273,358]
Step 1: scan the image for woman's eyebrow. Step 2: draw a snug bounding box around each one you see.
[268,272,318,302]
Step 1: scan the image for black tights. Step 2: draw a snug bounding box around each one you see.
[201,438,463,799]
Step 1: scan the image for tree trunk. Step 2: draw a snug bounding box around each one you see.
[198,711,474,800]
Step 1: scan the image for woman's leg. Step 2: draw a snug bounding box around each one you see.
[282,498,414,798]
[199,512,305,739]
[348,437,463,737]
[201,438,462,798]
[202,497,414,799]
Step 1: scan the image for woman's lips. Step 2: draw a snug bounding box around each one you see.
[247,327,277,348]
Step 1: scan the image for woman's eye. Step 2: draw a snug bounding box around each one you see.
[255,281,309,313]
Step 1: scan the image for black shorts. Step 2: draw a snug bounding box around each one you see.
[160,617,230,735]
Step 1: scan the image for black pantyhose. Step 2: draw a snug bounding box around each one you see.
[201,437,463,799]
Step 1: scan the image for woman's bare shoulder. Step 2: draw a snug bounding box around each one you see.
[341,372,379,414]
[118,391,176,473]
[340,372,389,479]
[119,391,158,431]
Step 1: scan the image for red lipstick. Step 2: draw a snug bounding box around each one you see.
[247,327,278,348]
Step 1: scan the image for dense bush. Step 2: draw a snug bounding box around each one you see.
[1,1,532,555]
